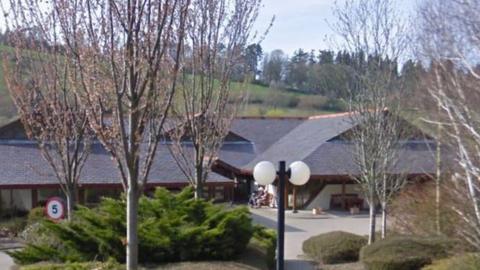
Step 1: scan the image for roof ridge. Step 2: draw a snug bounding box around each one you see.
[236,116,308,120]
[244,115,355,168]
[236,112,351,120]
[307,112,352,120]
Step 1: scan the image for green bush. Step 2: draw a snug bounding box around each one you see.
[297,95,329,111]
[250,225,277,269]
[320,98,347,112]
[302,231,367,264]
[10,187,254,265]
[264,92,300,108]
[422,253,480,270]
[27,207,46,225]
[360,236,454,270]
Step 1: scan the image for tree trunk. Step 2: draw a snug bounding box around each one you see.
[381,203,386,239]
[126,186,139,270]
[435,175,441,235]
[368,203,376,244]
[194,166,204,200]
[194,181,203,200]
[435,119,442,235]
[65,187,77,221]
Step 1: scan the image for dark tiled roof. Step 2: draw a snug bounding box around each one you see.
[218,113,443,177]
[0,141,229,187]
[304,140,444,176]
[0,113,445,186]
[217,117,306,168]
[217,142,256,168]
[244,114,354,169]
[230,118,305,153]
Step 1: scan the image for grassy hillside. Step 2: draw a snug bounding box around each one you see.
[230,81,346,117]
[0,45,345,126]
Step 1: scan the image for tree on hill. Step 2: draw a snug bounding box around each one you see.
[261,49,287,85]
[285,48,309,89]
[245,43,263,78]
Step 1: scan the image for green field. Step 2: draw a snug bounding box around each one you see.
[0,45,343,126]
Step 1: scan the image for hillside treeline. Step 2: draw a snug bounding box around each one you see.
[260,48,426,99]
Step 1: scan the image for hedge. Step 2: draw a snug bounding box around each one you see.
[422,253,480,270]
[360,236,454,270]
[302,231,367,264]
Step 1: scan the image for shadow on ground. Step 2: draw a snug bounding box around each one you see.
[285,259,316,270]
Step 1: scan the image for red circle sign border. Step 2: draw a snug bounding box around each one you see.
[44,196,66,221]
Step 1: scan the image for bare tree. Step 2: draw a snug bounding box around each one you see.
[3,1,190,269]
[168,0,261,200]
[417,0,480,249]
[332,0,408,243]
[2,37,91,221]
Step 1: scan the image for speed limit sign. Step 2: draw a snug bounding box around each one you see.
[45,197,65,220]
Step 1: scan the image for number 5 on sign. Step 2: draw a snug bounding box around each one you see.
[45,197,65,220]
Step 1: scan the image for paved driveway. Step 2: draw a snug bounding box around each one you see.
[0,251,15,270]
[251,208,376,269]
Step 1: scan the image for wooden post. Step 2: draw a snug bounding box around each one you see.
[341,179,346,210]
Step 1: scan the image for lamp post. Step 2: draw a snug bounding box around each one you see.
[253,160,310,270]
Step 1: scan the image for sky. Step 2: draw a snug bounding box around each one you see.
[0,0,417,57]
[254,0,418,56]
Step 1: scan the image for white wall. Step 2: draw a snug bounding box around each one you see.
[306,184,367,210]
[0,189,32,211]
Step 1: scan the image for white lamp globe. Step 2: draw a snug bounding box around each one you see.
[289,161,311,186]
[253,161,277,185]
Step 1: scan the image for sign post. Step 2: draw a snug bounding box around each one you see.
[45,197,65,221]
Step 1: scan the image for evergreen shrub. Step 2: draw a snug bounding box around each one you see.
[250,225,276,269]
[422,253,480,270]
[10,187,254,265]
[360,236,454,270]
[302,231,367,264]
[27,207,45,225]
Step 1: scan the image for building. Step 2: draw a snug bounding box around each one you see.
[0,119,233,211]
[213,113,443,210]
[0,112,441,212]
